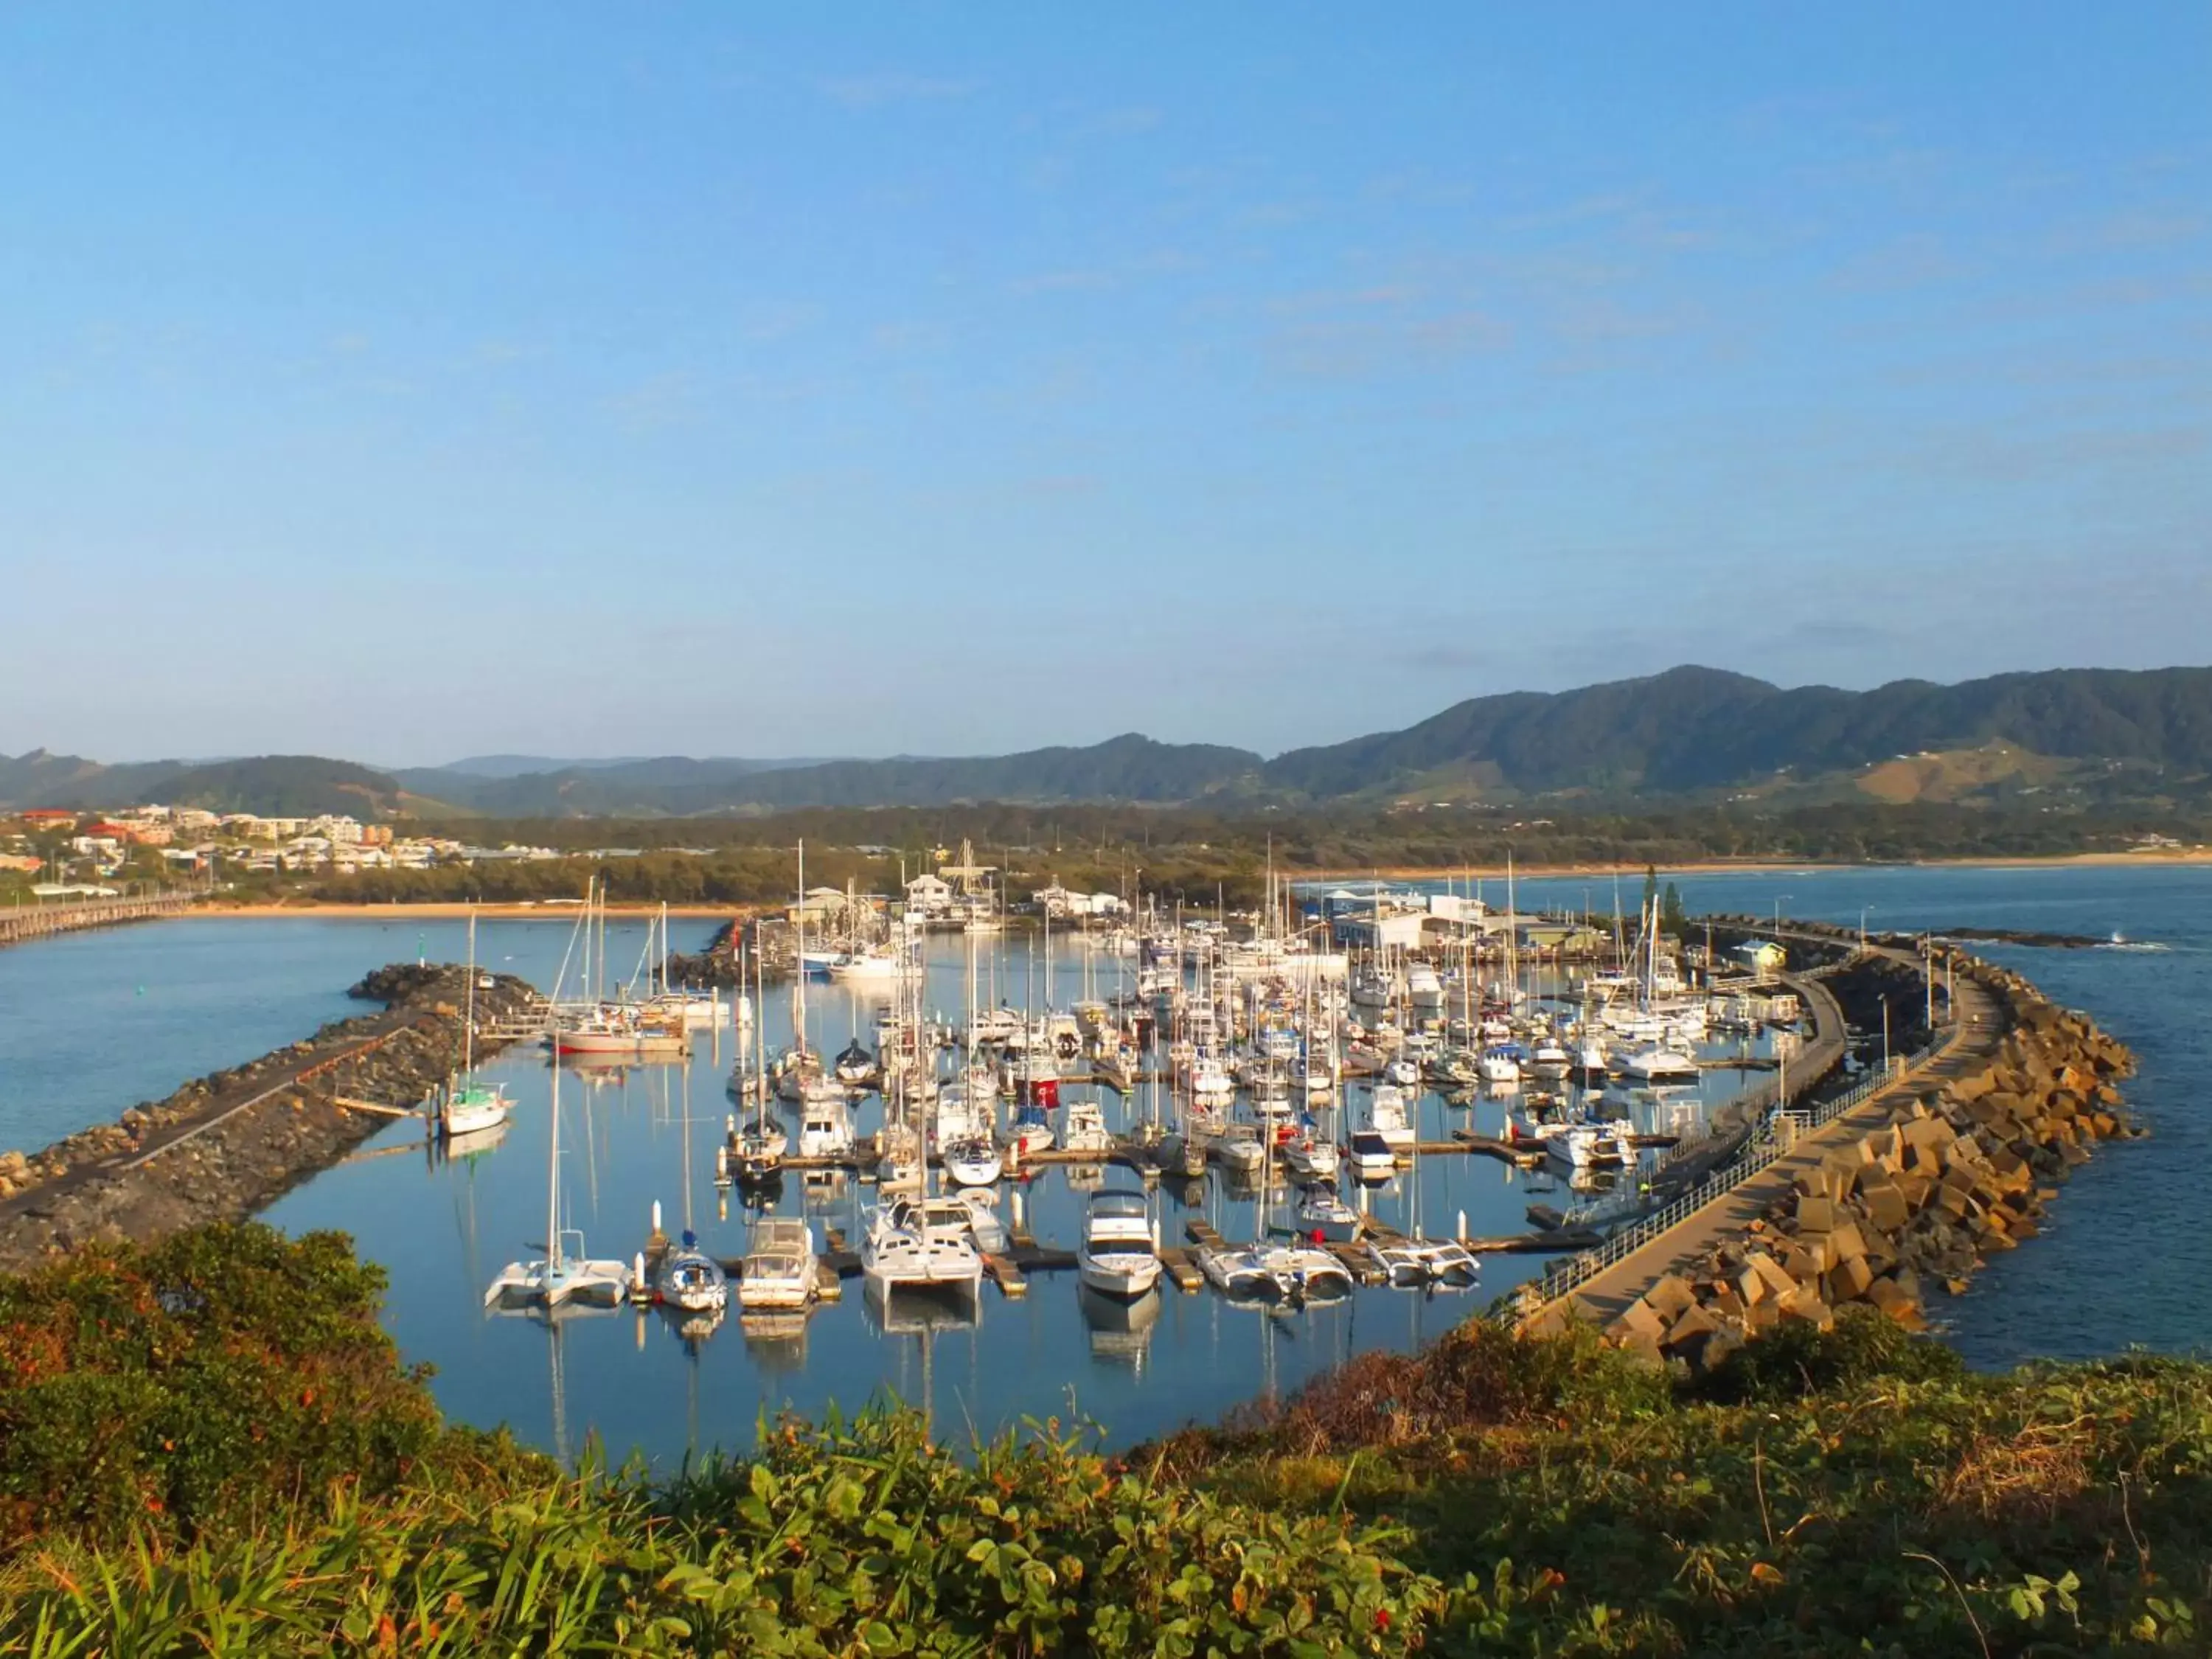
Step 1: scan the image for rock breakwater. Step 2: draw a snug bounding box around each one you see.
[1597,946,2139,1371]
[0,964,543,1273]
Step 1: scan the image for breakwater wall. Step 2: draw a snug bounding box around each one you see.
[664,914,796,989]
[0,964,543,1273]
[1551,933,2138,1369]
[0,891,198,949]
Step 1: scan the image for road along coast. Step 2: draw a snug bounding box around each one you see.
[0,964,542,1273]
[1521,921,2139,1368]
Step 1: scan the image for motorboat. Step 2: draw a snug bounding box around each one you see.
[1613,1043,1701,1083]
[942,1135,1004,1188]
[1406,962,1444,1011]
[1281,1122,1339,1182]
[737,1217,819,1311]
[1292,1189,1363,1244]
[1480,1045,1524,1086]
[1077,1189,1161,1298]
[1346,1127,1398,1181]
[796,1094,855,1161]
[827,945,905,984]
[861,1196,984,1298]
[1060,1099,1113,1155]
[1365,1083,1415,1151]
[1528,1038,1571,1077]
[1383,1055,1422,1090]
[1187,1052,1236,1105]
[652,1234,729,1315]
[1208,1119,1267,1175]
[952,1189,1010,1254]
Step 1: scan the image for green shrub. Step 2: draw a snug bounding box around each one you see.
[0,1225,458,1547]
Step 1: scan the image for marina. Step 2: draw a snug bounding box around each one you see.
[0,862,2199,1461]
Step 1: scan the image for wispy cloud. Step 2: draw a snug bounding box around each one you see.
[816,72,980,111]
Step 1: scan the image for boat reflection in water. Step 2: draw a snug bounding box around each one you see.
[1078,1282,1161,1371]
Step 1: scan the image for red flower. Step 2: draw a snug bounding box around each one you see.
[1374,1607,1392,1632]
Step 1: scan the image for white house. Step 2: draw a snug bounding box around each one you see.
[905,873,955,917]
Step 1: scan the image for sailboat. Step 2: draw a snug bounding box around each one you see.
[650,1073,728,1315]
[719,947,787,1186]
[485,1017,633,1310]
[439,908,512,1140]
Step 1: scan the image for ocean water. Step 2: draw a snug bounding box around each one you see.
[0,864,2202,1459]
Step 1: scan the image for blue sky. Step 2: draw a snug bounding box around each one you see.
[1,4,2205,765]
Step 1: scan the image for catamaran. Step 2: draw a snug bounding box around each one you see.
[485,1011,633,1310]
[860,1194,984,1300]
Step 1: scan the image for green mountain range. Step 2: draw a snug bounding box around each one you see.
[7,665,2210,819]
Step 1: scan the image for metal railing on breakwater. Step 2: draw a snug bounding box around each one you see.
[0,891,198,947]
[1503,1031,1948,1324]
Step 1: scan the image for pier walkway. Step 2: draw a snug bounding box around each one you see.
[1520,944,1999,1334]
[0,890,198,948]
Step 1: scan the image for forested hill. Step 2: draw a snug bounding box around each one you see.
[1261,664,2212,798]
[7,665,2210,816]
[385,734,1266,815]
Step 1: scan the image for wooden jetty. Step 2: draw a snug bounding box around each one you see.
[1450,1130,1546,1168]
[0,889,197,948]
[1157,1248,1204,1292]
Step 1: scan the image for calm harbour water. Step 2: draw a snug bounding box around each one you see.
[0,863,2202,1461]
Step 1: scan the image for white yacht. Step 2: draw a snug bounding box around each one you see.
[1060,1099,1113,1155]
[1208,1119,1267,1175]
[1614,1043,1701,1083]
[1076,1189,1161,1299]
[1346,1127,1399,1181]
[1365,1083,1415,1151]
[796,1094,855,1161]
[1293,1189,1362,1243]
[737,1218,819,1312]
[1406,962,1444,1011]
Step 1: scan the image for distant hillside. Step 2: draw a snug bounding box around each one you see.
[2,754,421,818]
[396,734,1265,815]
[1261,665,2212,799]
[10,665,2211,818]
[433,754,841,779]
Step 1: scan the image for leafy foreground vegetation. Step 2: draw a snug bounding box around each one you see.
[4,1228,2210,1655]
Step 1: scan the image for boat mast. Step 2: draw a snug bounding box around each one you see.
[463,905,477,1081]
